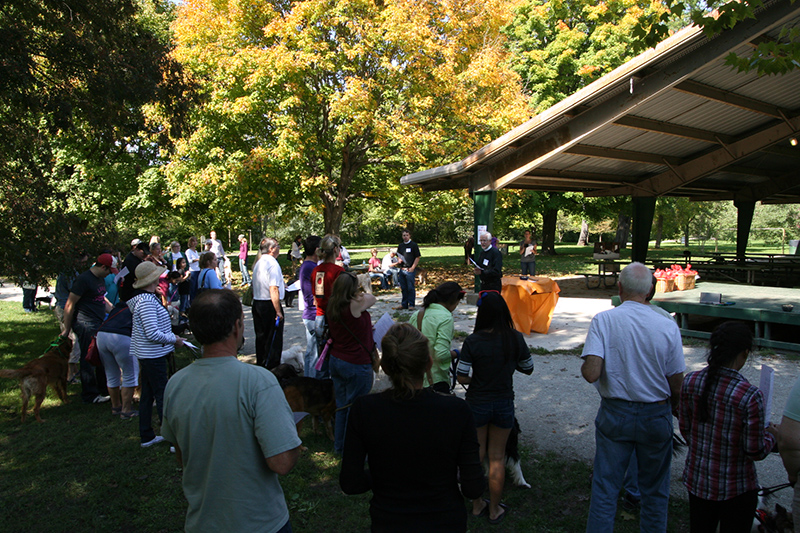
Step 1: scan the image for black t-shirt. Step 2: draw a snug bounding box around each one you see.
[459,330,530,403]
[396,240,421,269]
[340,389,483,530]
[119,252,142,302]
[70,269,107,324]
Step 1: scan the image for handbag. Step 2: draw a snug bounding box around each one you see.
[86,336,101,367]
[86,305,129,367]
[315,339,332,371]
[242,284,254,307]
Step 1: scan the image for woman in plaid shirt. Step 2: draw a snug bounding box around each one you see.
[679,321,776,532]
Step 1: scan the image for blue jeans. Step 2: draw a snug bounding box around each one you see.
[239,257,251,285]
[624,451,639,500]
[386,268,399,287]
[521,260,536,276]
[73,318,103,402]
[303,318,318,378]
[397,269,416,308]
[369,272,388,289]
[587,398,673,533]
[329,356,373,454]
[138,356,169,443]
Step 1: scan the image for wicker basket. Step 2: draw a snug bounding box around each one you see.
[675,274,695,291]
[655,278,674,293]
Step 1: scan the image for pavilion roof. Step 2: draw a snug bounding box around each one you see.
[400,0,800,204]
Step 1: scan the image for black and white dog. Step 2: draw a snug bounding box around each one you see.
[500,417,531,488]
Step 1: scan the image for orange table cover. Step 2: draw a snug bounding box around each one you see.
[500,276,560,334]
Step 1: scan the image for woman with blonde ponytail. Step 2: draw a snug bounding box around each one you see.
[340,323,484,532]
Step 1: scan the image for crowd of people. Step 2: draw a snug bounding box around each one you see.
[23,231,800,532]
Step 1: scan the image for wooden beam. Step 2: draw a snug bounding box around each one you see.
[673,80,786,118]
[733,173,800,202]
[614,115,735,144]
[566,145,685,166]
[589,114,800,197]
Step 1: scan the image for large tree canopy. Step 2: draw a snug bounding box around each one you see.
[0,0,192,282]
[504,0,662,112]
[167,0,530,235]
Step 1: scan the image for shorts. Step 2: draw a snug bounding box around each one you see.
[467,398,514,429]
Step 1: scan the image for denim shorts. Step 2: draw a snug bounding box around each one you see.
[467,398,514,429]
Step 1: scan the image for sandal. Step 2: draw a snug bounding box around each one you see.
[120,411,139,419]
[488,503,508,525]
[471,498,489,518]
[111,407,122,416]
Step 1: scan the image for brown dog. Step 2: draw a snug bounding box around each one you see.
[283,377,336,440]
[0,336,72,422]
[271,364,336,440]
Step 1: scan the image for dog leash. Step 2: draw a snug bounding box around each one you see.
[759,482,793,497]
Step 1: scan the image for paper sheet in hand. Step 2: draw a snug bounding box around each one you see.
[115,266,129,284]
[760,364,774,426]
[182,341,200,355]
[373,312,395,347]
[469,257,484,270]
[286,280,301,292]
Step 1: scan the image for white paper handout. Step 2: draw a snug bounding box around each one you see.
[760,364,774,426]
[114,266,129,284]
[373,312,395,347]
[469,257,484,270]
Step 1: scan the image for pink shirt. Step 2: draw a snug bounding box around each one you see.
[239,241,247,260]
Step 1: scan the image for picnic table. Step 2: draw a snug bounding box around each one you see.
[583,260,626,289]
[501,276,560,334]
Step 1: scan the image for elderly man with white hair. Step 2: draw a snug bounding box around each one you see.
[472,232,503,292]
[580,262,685,533]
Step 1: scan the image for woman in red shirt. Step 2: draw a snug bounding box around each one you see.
[326,272,376,455]
[311,235,344,378]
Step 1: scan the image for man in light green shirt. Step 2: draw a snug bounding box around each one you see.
[162,290,302,533]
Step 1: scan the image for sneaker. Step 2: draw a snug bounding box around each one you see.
[392,306,408,310]
[621,492,640,511]
[92,395,111,404]
[141,436,165,448]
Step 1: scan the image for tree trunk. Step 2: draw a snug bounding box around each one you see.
[322,193,346,236]
[541,208,558,255]
[615,213,631,248]
[577,219,589,246]
[321,157,359,236]
[654,215,663,248]
[684,223,690,247]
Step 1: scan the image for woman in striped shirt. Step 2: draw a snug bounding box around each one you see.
[128,261,186,448]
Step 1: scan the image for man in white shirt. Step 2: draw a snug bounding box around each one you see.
[209,231,226,284]
[580,262,685,533]
[381,251,399,288]
[252,238,285,369]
